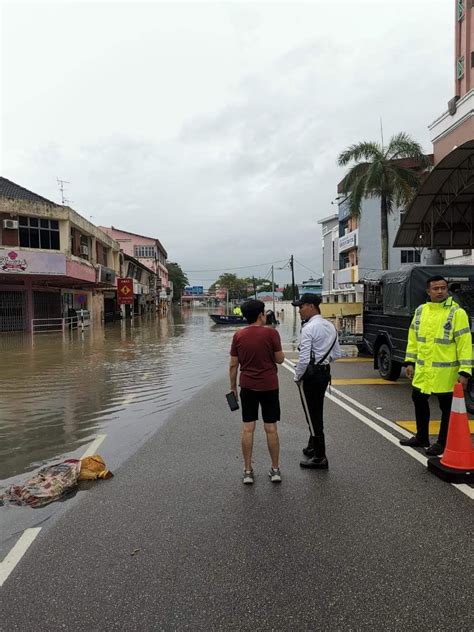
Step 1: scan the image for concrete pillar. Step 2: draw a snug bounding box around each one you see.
[24,278,34,333]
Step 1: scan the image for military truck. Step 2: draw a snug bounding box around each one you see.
[362,265,474,381]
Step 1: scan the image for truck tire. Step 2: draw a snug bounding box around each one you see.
[377,343,402,381]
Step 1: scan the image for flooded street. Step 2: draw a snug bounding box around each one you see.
[0,307,301,483]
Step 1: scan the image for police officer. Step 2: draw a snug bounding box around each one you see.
[400,275,472,456]
[293,294,341,469]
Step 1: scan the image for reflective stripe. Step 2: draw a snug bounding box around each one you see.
[454,327,471,338]
[431,361,460,368]
[434,338,453,345]
[451,396,467,414]
[416,359,425,366]
[414,306,423,336]
[416,335,427,343]
[441,306,458,343]
[405,352,417,359]
[459,359,474,367]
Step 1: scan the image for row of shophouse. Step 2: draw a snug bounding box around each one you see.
[0,177,171,333]
[317,0,474,333]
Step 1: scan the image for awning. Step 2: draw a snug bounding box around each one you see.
[394,140,474,249]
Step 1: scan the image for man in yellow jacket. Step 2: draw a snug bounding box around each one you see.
[400,275,472,456]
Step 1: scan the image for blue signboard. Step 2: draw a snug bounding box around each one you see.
[184,286,204,296]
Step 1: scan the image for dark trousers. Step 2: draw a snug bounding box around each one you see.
[298,370,330,458]
[412,389,453,445]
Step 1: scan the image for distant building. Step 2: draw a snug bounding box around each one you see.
[297,277,322,296]
[0,177,120,332]
[99,226,169,310]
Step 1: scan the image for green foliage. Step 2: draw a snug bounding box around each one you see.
[166,262,189,301]
[337,132,429,270]
[282,284,299,301]
[209,274,274,299]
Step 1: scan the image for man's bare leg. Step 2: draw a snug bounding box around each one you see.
[264,423,280,469]
[241,421,256,471]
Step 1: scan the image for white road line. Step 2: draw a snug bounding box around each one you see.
[81,434,106,458]
[281,363,473,500]
[0,528,41,587]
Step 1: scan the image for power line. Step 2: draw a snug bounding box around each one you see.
[293,259,321,277]
[185,258,288,273]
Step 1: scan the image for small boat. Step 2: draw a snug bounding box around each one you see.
[210,314,247,325]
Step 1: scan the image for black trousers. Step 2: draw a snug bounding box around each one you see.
[412,388,453,445]
[298,369,330,458]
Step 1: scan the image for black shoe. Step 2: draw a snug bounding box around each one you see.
[300,456,329,469]
[399,436,429,448]
[302,446,314,457]
[425,442,444,456]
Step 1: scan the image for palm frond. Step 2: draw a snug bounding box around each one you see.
[339,162,371,193]
[387,166,423,207]
[364,159,385,193]
[347,175,366,218]
[386,132,429,164]
[337,141,383,166]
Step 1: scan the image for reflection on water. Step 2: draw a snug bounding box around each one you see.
[0,306,355,481]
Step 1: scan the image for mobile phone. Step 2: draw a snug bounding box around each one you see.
[226,391,239,411]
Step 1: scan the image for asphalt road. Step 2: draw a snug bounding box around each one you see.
[0,356,472,631]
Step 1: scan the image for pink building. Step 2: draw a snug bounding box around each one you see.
[99,226,169,306]
[429,0,474,163]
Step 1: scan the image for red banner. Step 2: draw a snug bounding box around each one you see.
[117,278,134,305]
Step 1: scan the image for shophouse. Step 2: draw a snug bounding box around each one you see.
[99,227,170,310]
[123,254,157,315]
[0,177,120,332]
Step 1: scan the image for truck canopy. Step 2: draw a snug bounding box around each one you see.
[362,265,474,317]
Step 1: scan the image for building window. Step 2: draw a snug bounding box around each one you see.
[457,56,465,79]
[462,249,472,256]
[134,245,156,258]
[457,0,465,20]
[19,217,60,250]
[401,250,421,264]
[471,51,474,68]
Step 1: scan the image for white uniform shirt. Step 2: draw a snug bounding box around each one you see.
[294,315,341,381]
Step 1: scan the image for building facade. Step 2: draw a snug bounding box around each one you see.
[0,178,120,332]
[99,227,170,310]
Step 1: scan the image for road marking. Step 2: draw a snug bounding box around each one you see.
[282,363,473,500]
[332,378,406,385]
[0,528,41,587]
[398,420,474,434]
[81,434,107,458]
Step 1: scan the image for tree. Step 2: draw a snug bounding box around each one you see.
[166,262,189,301]
[337,132,429,270]
[282,284,299,301]
[209,273,248,300]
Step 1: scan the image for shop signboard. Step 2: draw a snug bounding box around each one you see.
[0,248,66,275]
[117,278,134,305]
[184,286,204,296]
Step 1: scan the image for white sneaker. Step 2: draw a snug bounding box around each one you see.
[242,470,254,484]
[268,467,282,483]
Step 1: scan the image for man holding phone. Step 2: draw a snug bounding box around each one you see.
[229,299,285,484]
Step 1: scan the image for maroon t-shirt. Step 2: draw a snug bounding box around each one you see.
[230,326,282,391]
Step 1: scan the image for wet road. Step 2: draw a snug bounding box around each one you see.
[0,345,472,631]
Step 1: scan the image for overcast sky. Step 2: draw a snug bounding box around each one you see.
[2,0,452,286]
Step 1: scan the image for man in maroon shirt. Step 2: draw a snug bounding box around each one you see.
[229,299,285,484]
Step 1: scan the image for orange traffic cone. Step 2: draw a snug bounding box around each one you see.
[427,382,474,483]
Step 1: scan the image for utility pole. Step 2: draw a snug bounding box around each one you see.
[290,254,296,303]
[271,265,275,314]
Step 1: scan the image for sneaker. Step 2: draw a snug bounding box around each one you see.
[268,467,282,483]
[242,470,254,484]
[425,442,445,456]
[300,456,328,469]
[399,436,430,448]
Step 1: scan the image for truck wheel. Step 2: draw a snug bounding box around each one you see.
[377,343,402,381]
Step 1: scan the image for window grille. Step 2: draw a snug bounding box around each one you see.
[457,0,465,21]
[457,56,465,80]
[134,245,156,258]
[401,250,421,264]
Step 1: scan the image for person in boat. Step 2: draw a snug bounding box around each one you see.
[233,305,242,316]
[229,299,285,484]
[265,310,278,326]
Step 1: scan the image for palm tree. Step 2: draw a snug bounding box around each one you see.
[337,132,430,270]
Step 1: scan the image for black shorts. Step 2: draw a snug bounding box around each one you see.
[240,388,280,423]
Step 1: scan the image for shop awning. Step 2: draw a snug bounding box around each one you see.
[394,140,474,249]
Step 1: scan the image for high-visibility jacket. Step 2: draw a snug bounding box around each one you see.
[405,297,473,394]
[233,306,242,316]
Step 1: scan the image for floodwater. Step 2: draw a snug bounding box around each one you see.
[0,307,302,482]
